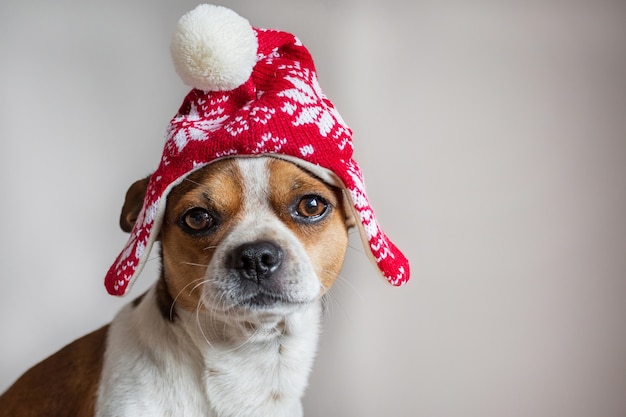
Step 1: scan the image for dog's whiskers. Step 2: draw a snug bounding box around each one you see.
[190,279,209,294]
[317,269,361,322]
[190,287,239,350]
[197,290,278,353]
[144,254,162,264]
[346,243,365,255]
[182,177,203,187]
[334,272,363,301]
[180,261,210,267]
[170,277,209,320]
[195,297,215,349]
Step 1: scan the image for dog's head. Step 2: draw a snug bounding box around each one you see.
[121,157,350,318]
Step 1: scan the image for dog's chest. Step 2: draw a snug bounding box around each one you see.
[95,289,319,417]
[200,339,311,417]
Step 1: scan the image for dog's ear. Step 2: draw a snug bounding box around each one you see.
[120,176,150,233]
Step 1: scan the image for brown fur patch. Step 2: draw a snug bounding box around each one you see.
[0,326,109,417]
[266,159,349,293]
[160,159,245,312]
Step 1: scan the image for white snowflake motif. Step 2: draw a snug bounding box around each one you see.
[299,145,314,156]
[215,148,238,158]
[225,115,250,137]
[276,65,347,138]
[259,46,281,65]
[192,161,208,170]
[337,136,352,151]
[388,266,406,286]
[115,234,136,271]
[254,132,287,154]
[142,200,160,227]
[250,106,276,125]
[134,239,146,261]
[167,98,229,152]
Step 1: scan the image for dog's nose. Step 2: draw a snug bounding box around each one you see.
[229,241,283,282]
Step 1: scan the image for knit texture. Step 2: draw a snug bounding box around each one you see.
[104,12,409,296]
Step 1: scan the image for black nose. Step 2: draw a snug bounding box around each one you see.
[229,241,283,282]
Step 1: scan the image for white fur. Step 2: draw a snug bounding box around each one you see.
[171,4,258,92]
[96,287,321,417]
[95,158,324,417]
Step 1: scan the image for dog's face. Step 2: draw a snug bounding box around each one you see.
[123,157,350,320]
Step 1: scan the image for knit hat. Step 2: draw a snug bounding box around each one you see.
[105,4,410,296]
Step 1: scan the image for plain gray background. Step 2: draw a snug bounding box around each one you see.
[1,1,625,416]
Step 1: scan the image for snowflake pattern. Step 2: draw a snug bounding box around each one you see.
[254,132,287,154]
[167,95,230,151]
[277,64,348,139]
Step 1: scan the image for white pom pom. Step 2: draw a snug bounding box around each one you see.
[171,4,258,92]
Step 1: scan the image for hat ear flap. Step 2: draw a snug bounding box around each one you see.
[119,175,151,233]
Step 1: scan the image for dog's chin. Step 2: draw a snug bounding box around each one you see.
[224,290,317,316]
[202,281,320,318]
[239,290,315,312]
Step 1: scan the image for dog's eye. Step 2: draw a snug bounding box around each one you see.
[294,195,329,220]
[181,208,214,233]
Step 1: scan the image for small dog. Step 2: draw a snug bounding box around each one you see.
[0,156,351,416]
[1,4,410,416]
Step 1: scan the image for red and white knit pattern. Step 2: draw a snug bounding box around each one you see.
[105,26,409,296]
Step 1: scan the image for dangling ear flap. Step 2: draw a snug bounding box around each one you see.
[119,176,151,233]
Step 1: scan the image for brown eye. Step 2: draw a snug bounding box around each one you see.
[181,208,214,233]
[295,195,329,220]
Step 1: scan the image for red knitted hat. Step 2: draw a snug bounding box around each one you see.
[104,4,410,296]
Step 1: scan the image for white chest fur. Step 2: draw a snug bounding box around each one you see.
[95,286,321,417]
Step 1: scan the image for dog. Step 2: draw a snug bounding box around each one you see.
[1,4,411,415]
[0,156,352,417]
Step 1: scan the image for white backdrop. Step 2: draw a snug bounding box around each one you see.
[1,1,625,416]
